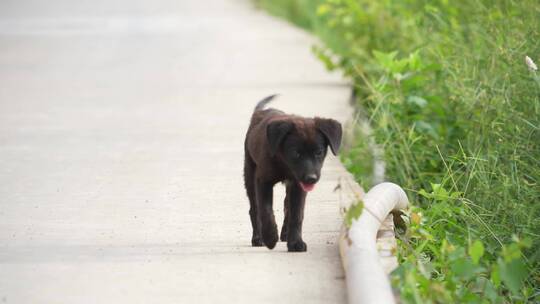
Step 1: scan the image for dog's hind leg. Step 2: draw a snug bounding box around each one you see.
[244,154,262,246]
[255,180,279,249]
[280,183,290,242]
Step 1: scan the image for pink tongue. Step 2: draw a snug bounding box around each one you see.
[300,182,315,192]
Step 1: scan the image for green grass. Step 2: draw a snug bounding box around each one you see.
[255,0,540,302]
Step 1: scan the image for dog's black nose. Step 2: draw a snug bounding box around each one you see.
[304,174,318,184]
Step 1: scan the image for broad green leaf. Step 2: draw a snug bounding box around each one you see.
[502,243,522,262]
[373,50,398,72]
[431,183,449,199]
[448,246,466,261]
[498,257,528,296]
[491,264,500,287]
[483,279,498,303]
[461,292,480,303]
[469,240,485,264]
[415,121,438,139]
[450,257,476,280]
[391,59,409,74]
[407,95,428,107]
[514,236,533,249]
[418,189,431,198]
[407,50,422,70]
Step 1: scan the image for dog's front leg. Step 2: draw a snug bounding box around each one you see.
[255,180,278,249]
[286,183,307,252]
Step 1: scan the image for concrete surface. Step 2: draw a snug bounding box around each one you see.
[0,0,353,303]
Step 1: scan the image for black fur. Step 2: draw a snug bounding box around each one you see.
[244,95,342,252]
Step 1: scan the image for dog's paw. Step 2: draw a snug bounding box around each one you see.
[287,239,307,252]
[251,235,263,247]
[262,225,279,249]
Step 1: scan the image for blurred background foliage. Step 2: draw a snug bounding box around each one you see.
[255,0,540,302]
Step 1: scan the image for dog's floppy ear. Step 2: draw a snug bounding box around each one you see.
[315,118,342,155]
[267,120,293,156]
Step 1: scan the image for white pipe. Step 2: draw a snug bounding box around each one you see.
[345,182,409,304]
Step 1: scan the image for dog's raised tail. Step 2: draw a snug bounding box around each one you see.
[254,94,278,112]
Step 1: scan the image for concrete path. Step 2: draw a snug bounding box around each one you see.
[0,0,352,303]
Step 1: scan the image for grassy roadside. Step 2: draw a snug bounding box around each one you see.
[255,0,540,302]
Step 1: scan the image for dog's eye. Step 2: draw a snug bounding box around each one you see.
[315,149,323,157]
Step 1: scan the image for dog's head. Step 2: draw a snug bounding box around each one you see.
[267,117,342,192]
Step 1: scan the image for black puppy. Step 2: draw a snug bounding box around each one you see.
[244,95,342,252]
